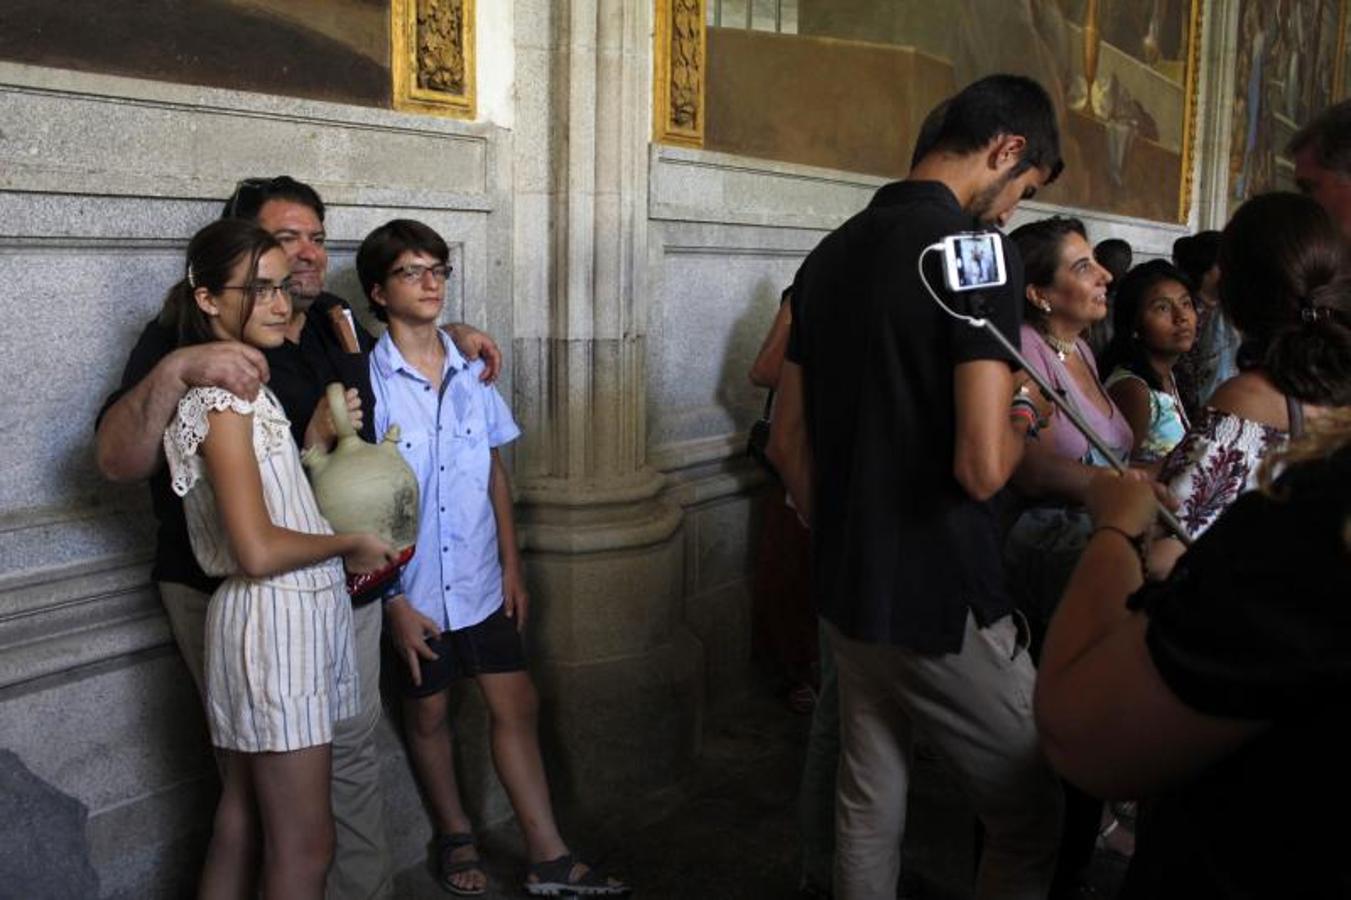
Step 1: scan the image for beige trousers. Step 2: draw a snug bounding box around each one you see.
[826,614,1062,900]
[160,581,391,900]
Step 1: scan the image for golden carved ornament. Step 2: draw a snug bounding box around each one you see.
[654,0,705,147]
[392,0,476,119]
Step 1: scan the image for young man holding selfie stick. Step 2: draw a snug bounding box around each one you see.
[768,76,1064,900]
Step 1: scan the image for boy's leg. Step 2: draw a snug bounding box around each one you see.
[398,642,486,895]
[252,744,336,900]
[328,600,391,900]
[475,671,569,863]
[893,613,1061,900]
[199,750,259,900]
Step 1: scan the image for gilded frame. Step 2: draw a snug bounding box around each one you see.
[653,0,706,147]
[1177,0,1205,223]
[391,0,476,120]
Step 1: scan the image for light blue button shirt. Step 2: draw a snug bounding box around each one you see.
[370,330,521,631]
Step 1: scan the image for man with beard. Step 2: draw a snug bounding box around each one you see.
[768,76,1064,900]
[95,176,500,899]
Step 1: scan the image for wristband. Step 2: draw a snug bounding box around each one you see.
[1009,405,1038,438]
[1091,525,1149,578]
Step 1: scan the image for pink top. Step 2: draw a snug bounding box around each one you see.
[1019,324,1134,466]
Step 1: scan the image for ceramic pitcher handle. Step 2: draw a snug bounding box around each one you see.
[326,382,356,439]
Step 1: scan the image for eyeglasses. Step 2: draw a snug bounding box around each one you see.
[388,263,452,284]
[225,177,278,219]
[221,280,295,304]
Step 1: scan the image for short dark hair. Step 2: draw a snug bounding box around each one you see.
[910,98,951,170]
[1287,99,1351,177]
[1220,192,1351,406]
[1094,239,1134,285]
[220,175,326,223]
[1009,216,1086,323]
[158,220,282,346]
[925,75,1063,184]
[355,219,450,323]
[1099,259,1194,391]
[1171,230,1221,288]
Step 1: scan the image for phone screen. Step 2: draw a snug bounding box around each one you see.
[949,234,1003,290]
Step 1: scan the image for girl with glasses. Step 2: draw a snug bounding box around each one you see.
[157,219,397,899]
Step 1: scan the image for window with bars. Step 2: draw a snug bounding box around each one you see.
[706,0,799,34]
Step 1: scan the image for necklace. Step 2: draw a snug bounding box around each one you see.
[1042,331,1076,362]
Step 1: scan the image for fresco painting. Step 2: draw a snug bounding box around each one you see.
[0,0,390,109]
[1228,0,1348,211]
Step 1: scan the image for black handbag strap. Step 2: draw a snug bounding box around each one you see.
[1286,394,1305,438]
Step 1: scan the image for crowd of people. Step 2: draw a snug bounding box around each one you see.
[89,70,1350,900]
[757,77,1350,900]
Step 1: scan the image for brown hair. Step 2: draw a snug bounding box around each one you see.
[1219,193,1351,406]
[158,220,281,346]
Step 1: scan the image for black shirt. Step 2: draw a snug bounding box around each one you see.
[787,181,1023,653]
[1121,447,1351,900]
[96,293,376,593]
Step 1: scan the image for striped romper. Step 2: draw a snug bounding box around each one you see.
[165,386,359,753]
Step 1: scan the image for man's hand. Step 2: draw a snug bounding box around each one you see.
[444,323,503,383]
[174,341,269,398]
[303,387,362,450]
[385,596,441,687]
[502,563,529,632]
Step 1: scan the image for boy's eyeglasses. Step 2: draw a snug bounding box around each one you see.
[220,281,295,303]
[388,263,452,284]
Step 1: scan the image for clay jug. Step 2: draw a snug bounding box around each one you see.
[302,382,420,550]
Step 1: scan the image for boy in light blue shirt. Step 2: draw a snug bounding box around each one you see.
[359,220,628,898]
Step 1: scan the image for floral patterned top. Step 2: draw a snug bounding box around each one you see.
[1158,406,1288,539]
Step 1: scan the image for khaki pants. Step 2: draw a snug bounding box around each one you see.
[826,614,1061,900]
[160,582,391,900]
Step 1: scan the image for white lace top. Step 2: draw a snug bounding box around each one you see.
[164,386,342,589]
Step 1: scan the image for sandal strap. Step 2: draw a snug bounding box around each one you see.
[527,854,628,891]
[437,831,477,851]
[528,853,577,883]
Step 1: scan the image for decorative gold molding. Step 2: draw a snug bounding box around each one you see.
[653,0,705,147]
[1177,0,1204,223]
[1335,0,1350,102]
[391,0,476,119]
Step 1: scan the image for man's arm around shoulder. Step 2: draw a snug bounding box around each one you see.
[96,342,268,482]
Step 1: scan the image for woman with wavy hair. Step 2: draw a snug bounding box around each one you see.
[1151,191,1351,575]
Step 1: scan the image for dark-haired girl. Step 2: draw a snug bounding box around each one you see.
[159,219,396,899]
[1152,192,1351,576]
[1101,260,1197,474]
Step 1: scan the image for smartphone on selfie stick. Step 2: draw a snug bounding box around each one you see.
[926,232,1191,546]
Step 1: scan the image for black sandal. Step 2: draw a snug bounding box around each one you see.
[435,832,488,897]
[524,853,630,896]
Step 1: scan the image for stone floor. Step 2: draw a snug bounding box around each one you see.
[393,683,1130,899]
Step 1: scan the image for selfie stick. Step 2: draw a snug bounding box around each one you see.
[918,244,1193,547]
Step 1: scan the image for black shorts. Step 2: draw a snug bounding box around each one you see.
[388,604,527,698]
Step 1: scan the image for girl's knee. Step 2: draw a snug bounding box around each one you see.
[269,817,334,873]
